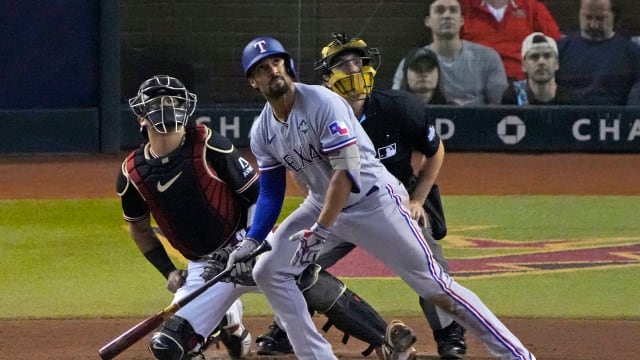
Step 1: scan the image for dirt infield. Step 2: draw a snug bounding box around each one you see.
[1,151,639,359]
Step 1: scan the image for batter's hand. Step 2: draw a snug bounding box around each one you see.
[408,200,428,227]
[226,237,259,271]
[166,269,187,293]
[289,223,329,267]
[203,245,256,286]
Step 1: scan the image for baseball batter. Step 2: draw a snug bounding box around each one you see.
[227,36,537,360]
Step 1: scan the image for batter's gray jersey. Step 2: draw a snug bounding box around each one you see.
[250,83,391,203]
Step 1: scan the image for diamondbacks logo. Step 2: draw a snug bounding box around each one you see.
[142,225,640,279]
[446,235,640,278]
[238,157,254,177]
[327,227,640,278]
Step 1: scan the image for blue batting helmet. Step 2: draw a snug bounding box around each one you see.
[241,36,296,78]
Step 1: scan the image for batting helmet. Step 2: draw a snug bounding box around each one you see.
[314,33,380,98]
[129,75,197,134]
[241,36,296,78]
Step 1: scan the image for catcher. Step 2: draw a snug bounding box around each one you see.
[117,75,259,359]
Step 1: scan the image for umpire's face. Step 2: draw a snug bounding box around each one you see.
[248,55,292,98]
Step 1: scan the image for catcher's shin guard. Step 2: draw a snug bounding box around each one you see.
[298,264,387,356]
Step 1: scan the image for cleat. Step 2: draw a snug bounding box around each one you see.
[433,321,467,360]
[218,323,252,359]
[255,322,294,355]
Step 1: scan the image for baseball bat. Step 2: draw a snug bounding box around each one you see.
[98,240,271,359]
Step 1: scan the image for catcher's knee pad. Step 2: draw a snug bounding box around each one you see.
[148,315,203,360]
[298,264,387,356]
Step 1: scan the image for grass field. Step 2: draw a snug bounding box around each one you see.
[1,196,639,320]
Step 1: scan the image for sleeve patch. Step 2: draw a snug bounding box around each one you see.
[328,121,350,137]
[427,125,436,142]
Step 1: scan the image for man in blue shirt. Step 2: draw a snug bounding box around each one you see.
[556,0,640,105]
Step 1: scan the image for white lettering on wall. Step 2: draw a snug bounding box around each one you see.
[573,118,591,141]
[435,118,455,140]
[628,119,640,141]
[599,119,620,141]
[219,116,240,139]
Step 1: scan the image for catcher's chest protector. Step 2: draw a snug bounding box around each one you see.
[126,125,240,259]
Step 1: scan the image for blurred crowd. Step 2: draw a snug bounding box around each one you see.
[393,0,640,106]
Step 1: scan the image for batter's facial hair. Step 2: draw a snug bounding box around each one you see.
[268,75,289,98]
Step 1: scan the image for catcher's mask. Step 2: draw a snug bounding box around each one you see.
[129,75,197,134]
[314,32,380,98]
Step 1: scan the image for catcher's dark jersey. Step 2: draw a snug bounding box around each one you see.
[360,88,440,185]
[116,124,259,260]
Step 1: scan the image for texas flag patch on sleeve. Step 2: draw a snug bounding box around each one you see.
[328,121,350,136]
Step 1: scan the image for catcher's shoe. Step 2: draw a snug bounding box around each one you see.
[205,320,252,359]
[433,321,467,360]
[255,322,294,355]
[382,320,417,360]
[219,323,252,359]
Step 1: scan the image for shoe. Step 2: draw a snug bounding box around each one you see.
[255,322,294,355]
[205,319,252,359]
[433,321,467,360]
[382,319,417,360]
[219,323,252,359]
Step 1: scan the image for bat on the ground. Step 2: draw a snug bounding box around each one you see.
[98,240,271,359]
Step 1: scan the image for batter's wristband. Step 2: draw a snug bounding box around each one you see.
[144,246,177,279]
[311,222,330,239]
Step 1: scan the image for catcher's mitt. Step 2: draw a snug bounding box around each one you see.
[201,245,256,286]
[382,320,417,360]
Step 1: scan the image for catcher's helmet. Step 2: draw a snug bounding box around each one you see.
[314,33,380,98]
[129,75,197,134]
[241,36,296,78]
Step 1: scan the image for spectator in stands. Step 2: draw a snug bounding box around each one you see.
[459,0,562,81]
[556,0,640,105]
[393,0,508,106]
[397,47,448,105]
[502,32,575,105]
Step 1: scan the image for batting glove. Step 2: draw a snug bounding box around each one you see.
[203,245,256,286]
[289,223,329,267]
[226,237,259,272]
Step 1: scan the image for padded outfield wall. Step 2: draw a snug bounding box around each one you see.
[116,105,640,153]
